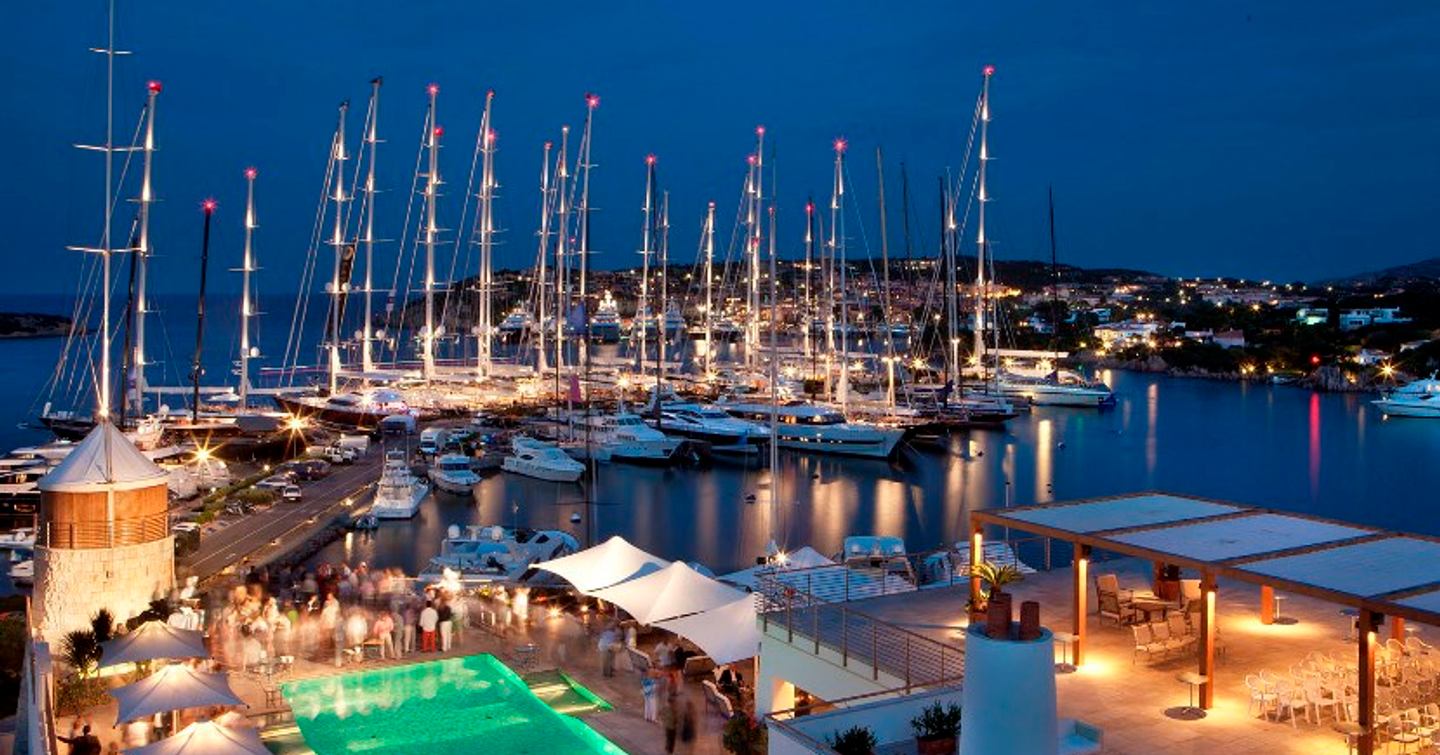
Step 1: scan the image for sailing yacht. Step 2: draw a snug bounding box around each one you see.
[1373,376,1440,418]
[370,450,429,519]
[717,400,906,459]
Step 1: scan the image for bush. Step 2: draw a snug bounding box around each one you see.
[174,529,201,557]
[235,487,277,506]
[721,714,768,755]
[54,675,107,716]
[911,701,962,740]
[829,725,877,755]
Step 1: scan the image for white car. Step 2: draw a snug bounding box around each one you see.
[282,485,303,503]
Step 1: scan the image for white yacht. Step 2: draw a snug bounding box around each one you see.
[502,437,586,482]
[589,291,622,342]
[718,401,907,459]
[568,412,684,464]
[498,309,534,338]
[644,402,767,454]
[421,524,581,582]
[429,453,481,495]
[990,370,1115,408]
[1374,376,1440,418]
[370,451,429,519]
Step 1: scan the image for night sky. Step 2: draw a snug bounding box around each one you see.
[4,1,1437,297]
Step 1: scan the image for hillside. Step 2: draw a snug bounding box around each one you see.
[0,312,71,338]
[1323,257,1440,286]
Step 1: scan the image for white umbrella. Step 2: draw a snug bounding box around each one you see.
[535,535,669,593]
[653,595,761,666]
[101,621,208,667]
[588,561,745,624]
[124,720,269,755]
[110,665,244,724]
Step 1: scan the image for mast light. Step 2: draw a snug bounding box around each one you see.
[427,83,439,96]
[201,198,217,213]
[983,64,996,76]
[244,167,257,180]
[146,80,163,94]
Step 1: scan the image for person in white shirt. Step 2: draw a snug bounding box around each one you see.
[419,602,439,652]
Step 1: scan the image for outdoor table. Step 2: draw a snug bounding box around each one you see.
[1052,631,1078,674]
[1169,672,1208,720]
[1272,593,1297,625]
[1133,597,1176,623]
[1334,722,1365,755]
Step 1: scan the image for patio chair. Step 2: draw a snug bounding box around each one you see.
[1149,621,1184,657]
[1095,574,1136,625]
[1166,614,1194,649]
[1328,681,1358,723]
[1178,579,1201,610]
[1245,674,1278,720]
[1130,624,1163,665]
[1302,678,1342,724]
[1272,680,1308,728]
[1390,711,1424,753]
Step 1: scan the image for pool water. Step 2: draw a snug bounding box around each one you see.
[280,654,626,754]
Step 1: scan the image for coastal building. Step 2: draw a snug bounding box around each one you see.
[1294,307,1329,326]
[1340,307,1412,330]
[1093,319,1160,347]
[33,422,174,645]
[1213,329,1246,349]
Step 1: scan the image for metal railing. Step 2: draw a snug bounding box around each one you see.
[756,567,964,689]
[38,512,170,549]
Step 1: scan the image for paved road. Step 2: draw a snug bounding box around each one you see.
[184,450,385,581]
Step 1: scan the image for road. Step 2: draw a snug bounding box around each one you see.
[183,450,385,582]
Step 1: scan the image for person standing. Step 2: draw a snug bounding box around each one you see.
[437,599,454,653]
[419,601,439,652]
[641,670,660,722]
[401,601,417,656]
[660,697,679,754]
[58,724,101,755]
[597,625,618,677]
[373,611,396,659]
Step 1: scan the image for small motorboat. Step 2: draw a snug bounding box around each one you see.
[421,524,581,582]
[502,437,585,483]
[429,453,481,495]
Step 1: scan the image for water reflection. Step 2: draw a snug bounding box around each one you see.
[310,371,1440,575]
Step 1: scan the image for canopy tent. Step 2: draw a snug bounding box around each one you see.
[719,546,835,590]
[653,595,760,666]
[101,621,208,667]
[110,664,244,724]
[535,535,669,593]
[124,720,269,755]
[589,561,745,624]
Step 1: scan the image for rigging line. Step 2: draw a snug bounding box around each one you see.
[383,109,428,363]
[279,128,336,386]
[439,101,486,346]
[392,105,434,365]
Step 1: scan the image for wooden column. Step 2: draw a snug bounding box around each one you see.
[1073,544,1090,666]
[1391,616,1406,643]
[969,526,983,611]
[1259,585,1275,625]
[1198,572,1217,708]
[1357,609,1379,755]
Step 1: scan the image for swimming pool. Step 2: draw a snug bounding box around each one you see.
[280,654,625,754]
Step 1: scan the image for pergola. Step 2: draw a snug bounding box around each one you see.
[969,492,1440,755]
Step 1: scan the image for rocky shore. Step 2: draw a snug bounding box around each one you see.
[1088,355,1384,393]
[0,312,72,339]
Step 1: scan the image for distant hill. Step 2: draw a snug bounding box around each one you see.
[0,312,71,338]
[1323,257,1440,286]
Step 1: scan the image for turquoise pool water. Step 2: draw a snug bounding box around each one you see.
[280,654,625,754]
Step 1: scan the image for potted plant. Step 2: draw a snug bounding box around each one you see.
[829,725,878,755]
[721,713,768,755]
[1157,563,1182,601]
[968,561,1023,623]
[911,701,962,755]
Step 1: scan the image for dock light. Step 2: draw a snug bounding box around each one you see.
[1380,363,1395,378]
[284,415,308,432]
[193,447,212,463]
[774,550,789,566]
[548,606,562,619]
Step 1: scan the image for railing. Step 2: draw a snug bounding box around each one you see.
[765,684,967,751]
[38,512,169,549]
[756,567,964,689]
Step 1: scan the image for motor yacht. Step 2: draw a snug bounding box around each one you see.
[1373,376,1440,418]
[567,412,684,464]
[498,309,534,339]
[644,402,767,454]
[274,388,427,430]
[589,291,622,342]
[718,401,906,459]
[370,451,429,519]
[429,453,481,495]
[988,369,1115,408]
[421,524,581,583]
[502,437,585,482]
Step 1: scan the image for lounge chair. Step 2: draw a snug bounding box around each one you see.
[1095,574,1136,625]
[702,680,736,719]
[683,654,716,677]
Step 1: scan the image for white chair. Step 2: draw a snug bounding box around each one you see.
[1303,679,1342,724]
[1131,624,1162,665]
[1273,680,1307,728]
[1245,674,1277,720]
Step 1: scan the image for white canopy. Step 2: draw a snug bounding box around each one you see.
[719,546,835,590]
[102,621,209,667]
[535,535,669,593]
[39,422,167,493]
[589,561,745,624]
[110,664,244,724]
[125,720,269,755]
[653,595,761,666]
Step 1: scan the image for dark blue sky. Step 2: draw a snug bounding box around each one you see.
[4,2,1438,296]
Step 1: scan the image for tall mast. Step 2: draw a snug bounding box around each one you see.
[832,138,849,410]
[973,65,994,368]
[802,199,815,365]
[555,126,571,395]
[943,177,958,381]
[702,202,715,376]
[876,147,896,407]
[130,80,160,418]
[422,84,441,383]
[192,199,216,422]
[535,140,553,372]
[658,191,669,392]
[326,100,350,395]
[577,94,598,304]
[239,168,258,409]
[745,127,765,370]
[767,204,780,487]
[476,89,496,380]
[637,155,656,373]
[360,78,381,374]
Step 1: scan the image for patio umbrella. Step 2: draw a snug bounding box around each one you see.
[124,720,269,755]
[588,561,745,624]
[653,595,761,666]
[535,535,669,593]
[101,621,208,667]
[110,664,244,724]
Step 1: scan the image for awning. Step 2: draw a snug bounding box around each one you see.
[653,595,761,666]
[589,561,745,624]
[124,720,269,755]
[719,546,835,590]
[111,664,244,724]
[535,535,669,593]
[102,621,209,667]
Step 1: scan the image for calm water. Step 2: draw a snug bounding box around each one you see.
[3,293,1436,575]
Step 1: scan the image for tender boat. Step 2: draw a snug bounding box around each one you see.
[429,453,481,495]
[370,451,429,519]
[718,401,906,459]
[421,524,581,582]
[502,437,585,482]
[1373,376,1440,418]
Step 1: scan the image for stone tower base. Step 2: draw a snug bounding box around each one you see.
[34,537,175,646]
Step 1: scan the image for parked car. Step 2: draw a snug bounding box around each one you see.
[256,475,292,491]
[282,485,303,503]
[323,444,358,464]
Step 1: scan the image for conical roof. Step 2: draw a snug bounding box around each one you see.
[39,421,168,493]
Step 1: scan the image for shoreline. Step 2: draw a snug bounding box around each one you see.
[1087,357,1382,393]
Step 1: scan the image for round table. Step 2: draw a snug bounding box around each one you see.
[1333,722,1365,755]
[1052,631,1077,674]
[1167,672,1208,720]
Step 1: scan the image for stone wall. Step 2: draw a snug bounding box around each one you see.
[33,536,175,646]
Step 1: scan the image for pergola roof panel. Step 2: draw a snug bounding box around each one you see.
[1236,537,1440,598]
[1397,589,1440,616]
[1001,493,1242,534]
[1110,513,1374,563]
